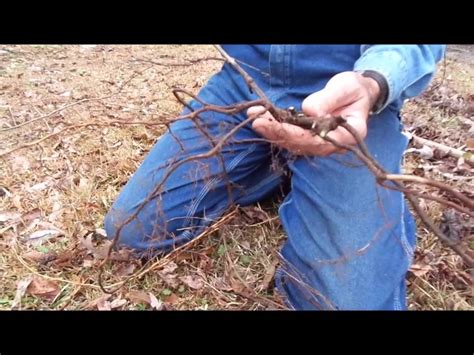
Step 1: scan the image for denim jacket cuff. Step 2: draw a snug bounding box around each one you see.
[354,51,408,113]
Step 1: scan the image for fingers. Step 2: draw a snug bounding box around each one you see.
[247,102,368,156]
[302,90,337,117]
[302,83,356,117]
[252,116,336,156]
[247,105,274,120]
[253,116,309,141]
[325,115,368,146]
[302,72,370,118]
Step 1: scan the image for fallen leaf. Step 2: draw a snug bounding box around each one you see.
[82,259,94,267]
[26,277,60,301]
[466,138,474,150]
[149,292,162,310]
[228,276,246,293]
[22,208,42,223]
[29,180,53,192]
[11,277,33,309]
[157,264,179,288]
[80,233,95,253]
[95,228,107,238]
[241,241,251,250]
[37,221,65,233]
[11,155,30,171]
[12,195,22,210]
[455,156,471,173]
[110,298,127,309]
[97,299,111,311]
[97,241,115,258]
[87,294,111,310]
[241,206,270,223]
[0,186,11,197]
[409,263,433,277]
[27,229,61,240]
[163,293,179,304]
[80,45,97,51]
[259,260,279,291]
[116,263,136,277]
[213,277,232,291]
[160,261,178,274]
[416,145,434,160]
[29,65,43,72]
[440,209,473,241]
[80,234,110,259]
[0,211,21,225]
[433,148,448,160]
[179,275,203,290]
[127,290,151,305]
[78,178,90,189]
[22,250,50,263]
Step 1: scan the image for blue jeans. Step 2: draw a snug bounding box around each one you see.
[105,46,417,310]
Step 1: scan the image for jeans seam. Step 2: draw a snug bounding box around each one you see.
[242,171,282,197]
[400,193,414,259]
[184,144,258,224]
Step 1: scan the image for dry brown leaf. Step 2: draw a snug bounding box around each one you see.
[179,275,204,290]
[82,259,94,268]
[409,263,433,277]
[95,241,115,259]
[27,229,62,243]
[97,299,111,311]
[228,275,246,293]
[241,206,270,223]
[12,195,22,210]
[11,155,30,171]
[80,234,95,253]
[110,298,127,309]
[417,145,434,160]
[116,263,136,277]
[11,277,33,309]
[22,208,42,223]
[163,293,179,305]
[157,261,179,288]
[213,277,233,292]
[86,294,111,309]
[157,271,179,288]
[259,260,279,291]
[149,292,162,310]
[95,228,107,237]
[22,250,50,263]
[80,234,110,259]
[0,211,21,223]
[0,186,11,197]
[466,137,474,150]
[26,277,60,301]
[160,261,178,274]
[241,241,251,250]
[127,290,151,305]
[29,177,56,192]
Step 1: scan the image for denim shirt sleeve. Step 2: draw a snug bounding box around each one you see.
[353,45,446,113]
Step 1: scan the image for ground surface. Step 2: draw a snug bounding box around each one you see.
[0,45,472,310]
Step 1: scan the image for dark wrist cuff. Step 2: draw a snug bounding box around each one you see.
[360,70,389,114]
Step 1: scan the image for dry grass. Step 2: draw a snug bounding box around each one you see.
[0,45,472,310]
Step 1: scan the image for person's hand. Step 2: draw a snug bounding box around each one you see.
[249,71,381,156]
